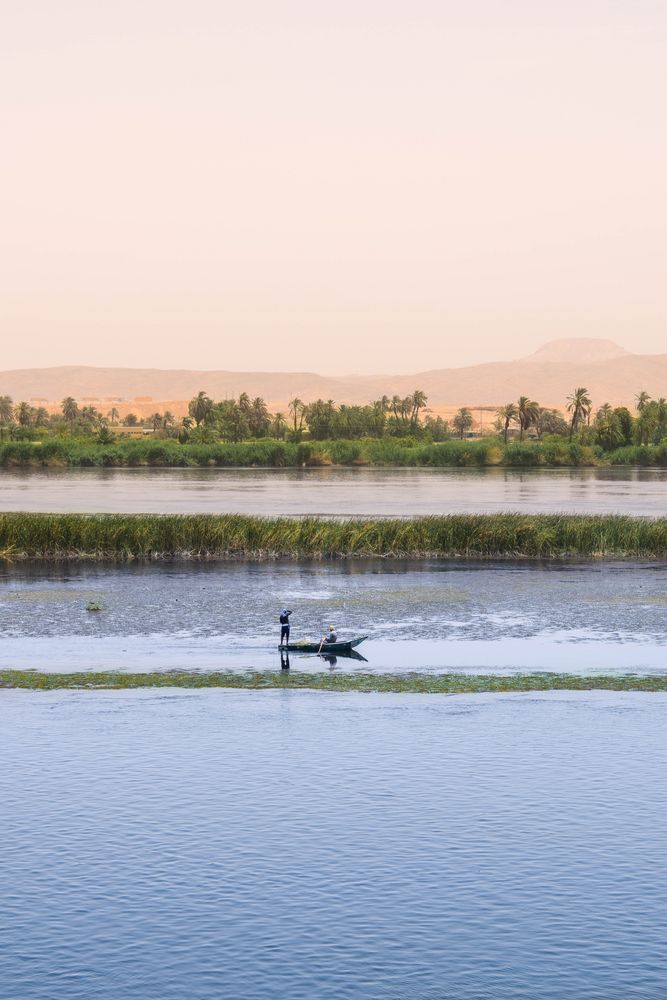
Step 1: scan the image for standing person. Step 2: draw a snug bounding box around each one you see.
[279,608,293,648]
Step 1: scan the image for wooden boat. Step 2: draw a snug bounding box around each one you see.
[282,635,368,654]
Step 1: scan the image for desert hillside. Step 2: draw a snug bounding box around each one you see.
[0,339,664,417]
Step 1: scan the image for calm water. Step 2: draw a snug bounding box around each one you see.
[1,466,666,515]
[2,559,666,674]
[2,689,666,999]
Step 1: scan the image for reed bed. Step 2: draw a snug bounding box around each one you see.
[1,512,666,560]
[2,669,667,693]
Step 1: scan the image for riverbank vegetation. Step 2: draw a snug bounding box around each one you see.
[3,436,667,468]
[1,513,666,560]
[3,669,667,694]
[1,386,667,466]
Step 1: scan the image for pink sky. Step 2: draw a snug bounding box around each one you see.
[2,1,666,374]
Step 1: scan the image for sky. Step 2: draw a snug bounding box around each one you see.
[2,0,666,374]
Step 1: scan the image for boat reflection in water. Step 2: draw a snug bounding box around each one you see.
[278,647,367,670]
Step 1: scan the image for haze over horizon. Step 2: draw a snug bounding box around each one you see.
[2,338,666,415]
[3,2,666,374]
[0,335,641,377]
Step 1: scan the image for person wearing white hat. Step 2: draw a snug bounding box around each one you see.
[322,624,337,645]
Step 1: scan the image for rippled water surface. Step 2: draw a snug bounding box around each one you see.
[1,466,666,515]
[2,689,666,999]
[2,559,666,674]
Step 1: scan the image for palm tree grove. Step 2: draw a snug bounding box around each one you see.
[0,386,666,467]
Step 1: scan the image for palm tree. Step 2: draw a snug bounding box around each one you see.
[150,412,163,431]
[566,387,592,438]
[272,412,287,439]
[288,398,305,439]
[177,415,193,443]
[188,391,213,427]
[594,403,622,450]
[390,395,403,424]
[516,396,540,441]
[81,405,102,428]
[15,401,32,427]
[107,407,120,425]
[635,401,660,445]
[0,396,14,424]
[61,397,79,426]
[409,389,428,430]
[497,403,518,444]
[656,398,667,439]
[452,407,473,440]
[249,397,270,437]
[635,390,651,413]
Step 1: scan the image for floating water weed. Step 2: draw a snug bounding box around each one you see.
[2,669,667,694]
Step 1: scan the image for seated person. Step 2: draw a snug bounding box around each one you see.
[323,625,337,644]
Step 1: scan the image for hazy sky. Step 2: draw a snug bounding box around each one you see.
[2,1,666,374]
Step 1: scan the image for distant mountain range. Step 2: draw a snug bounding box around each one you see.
[1,339,665,415]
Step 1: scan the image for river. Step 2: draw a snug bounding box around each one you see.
[3,559,666,674]
[1,466,666,515]
[2,688,666,999]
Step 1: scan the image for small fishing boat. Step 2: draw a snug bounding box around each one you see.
[282,635,368,654]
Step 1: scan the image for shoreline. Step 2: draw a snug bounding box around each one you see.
[2,437,667,470]
[3,670,667,693]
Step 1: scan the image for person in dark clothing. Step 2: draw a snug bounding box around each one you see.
[279,608,293,647]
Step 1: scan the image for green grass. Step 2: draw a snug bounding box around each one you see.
[1,512,666,560]
[0,436,636,468]
[2,669,667,693]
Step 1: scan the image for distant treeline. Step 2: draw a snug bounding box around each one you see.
[1,512,666,560]
[2,437,667,468]
[1,387,667,451]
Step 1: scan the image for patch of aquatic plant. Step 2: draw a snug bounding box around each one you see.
[2,669,667,694]
[1,512,666,560]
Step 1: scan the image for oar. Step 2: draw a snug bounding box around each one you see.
[317,635,325,654]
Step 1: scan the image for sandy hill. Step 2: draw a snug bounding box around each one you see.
[0,339,664,416]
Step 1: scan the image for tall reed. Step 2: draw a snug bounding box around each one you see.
[1,512,665,560]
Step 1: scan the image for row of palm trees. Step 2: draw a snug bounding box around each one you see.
[493,388,659,443]
[500,390,592,441]
[285,391,429,436]
[3,385,664,446]
[186,389,431,441]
